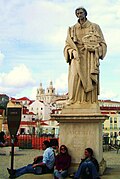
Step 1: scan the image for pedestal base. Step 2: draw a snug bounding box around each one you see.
[99,158,107,175]
[51,113,108,175]
[62,102,101,115]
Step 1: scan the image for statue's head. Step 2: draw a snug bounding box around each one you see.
[75,7,87,18]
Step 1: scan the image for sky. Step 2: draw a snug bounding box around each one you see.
[0,0,120,101]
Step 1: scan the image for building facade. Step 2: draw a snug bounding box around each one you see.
[99,100,120,144]
[1,82,120,142]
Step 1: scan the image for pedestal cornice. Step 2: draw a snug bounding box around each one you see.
[51,113,109,123]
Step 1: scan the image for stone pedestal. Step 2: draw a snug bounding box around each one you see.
[51,103,108,174]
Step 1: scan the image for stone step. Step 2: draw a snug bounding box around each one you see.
[18,174,53,179]
[15,173,120,179]
[13,167,120,179]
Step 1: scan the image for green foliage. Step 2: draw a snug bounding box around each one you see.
[0,95,9,113]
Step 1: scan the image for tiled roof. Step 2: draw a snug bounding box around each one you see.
[40,121,48,126]
[17,97,30,101]
[20,121,36,125]
[0,109,4,115]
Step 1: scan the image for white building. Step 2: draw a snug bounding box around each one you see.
[28,100,51,121]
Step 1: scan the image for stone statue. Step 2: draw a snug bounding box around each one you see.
[64,7,107,105]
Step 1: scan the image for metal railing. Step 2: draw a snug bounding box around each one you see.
[6,134,59,150]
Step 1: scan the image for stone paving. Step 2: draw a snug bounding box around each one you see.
[0,149,120,179]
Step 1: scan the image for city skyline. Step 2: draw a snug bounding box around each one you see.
[0,0,120,101]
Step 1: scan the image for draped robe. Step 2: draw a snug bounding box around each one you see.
[64,20,107,104]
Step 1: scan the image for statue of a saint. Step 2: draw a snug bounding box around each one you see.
[64,7,107,105]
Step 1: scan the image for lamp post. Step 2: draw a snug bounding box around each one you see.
[7,101,22,179]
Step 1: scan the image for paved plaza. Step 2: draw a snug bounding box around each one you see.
[0,149,120,179]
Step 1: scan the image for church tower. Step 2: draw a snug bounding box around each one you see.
[36,81,56,103]
[36,83,45,101]
[46,81,55,95]
[46,81,55,103]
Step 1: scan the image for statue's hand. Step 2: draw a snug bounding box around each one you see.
[73,50,78,59]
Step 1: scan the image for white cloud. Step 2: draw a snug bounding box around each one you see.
[0,51,5,65]
[0,0,119,52]
[2,64,35,87]
[54,73,68,94]
[99,89,119,101]
[0,64,35,96]
[29,86,38,100]
[0,0,69,44]
[0,0,119,101]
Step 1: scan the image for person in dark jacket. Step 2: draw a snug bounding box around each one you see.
[74,148,100,179]
[54,145,71,179]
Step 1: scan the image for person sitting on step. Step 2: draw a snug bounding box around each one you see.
[7,140,55,178]
[70,148,100,179]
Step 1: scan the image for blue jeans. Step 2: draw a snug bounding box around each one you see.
[54,169,68,178]
[15,164,38,177]
[74,161,99,179]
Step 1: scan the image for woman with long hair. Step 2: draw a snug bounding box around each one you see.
[54,145,71,179]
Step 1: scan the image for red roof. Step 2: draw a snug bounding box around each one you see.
[29,100,34,105]
[101,112,109,114]
[100,106,120,110]
[29,112,35,115]
[23,108,29,114]
[99,99,120,104]
[23,109,35,115]
[20,121,36,125]
[10,97,16,100]
[40,122,48,126]
[0,109,4,115]
[17,97,30,101]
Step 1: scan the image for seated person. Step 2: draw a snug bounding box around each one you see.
[7,140,55,178]
[73,148,100,179]
[54,145,71,179]
[0,131,8,147]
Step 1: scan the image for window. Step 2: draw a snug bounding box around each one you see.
[114,124,117,129]
[102,124,104,129]
[110,123,113,129]
[110,132,113,138]
[20,128,25,134]
[110,117,112,123]
[32,117,35,121]
[114,132,117,138]
[114,117,117,123]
